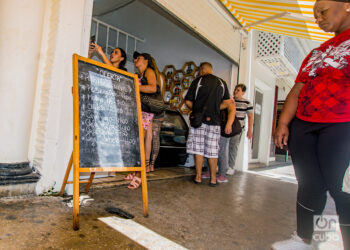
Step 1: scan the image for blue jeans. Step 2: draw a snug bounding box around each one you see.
[218,136,230,177]
[228,132,242,170]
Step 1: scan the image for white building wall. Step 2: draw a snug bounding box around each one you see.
[235,31,276,171]
[0,0,45,163]
[28,0,93,193]
[278,86,292,101]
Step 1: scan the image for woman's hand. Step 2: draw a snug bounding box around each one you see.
[88,42,113,67]
[88,42,95,58]
[273,82,304,149]
[274,124,289,149]
[93,43,104,56]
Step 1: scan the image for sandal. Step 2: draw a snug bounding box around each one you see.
[209,182,218,187]
[149,160,155,172]
[124,173,135,181]
[145,160,150,173]
[192,177,201,184]
[127,176,142,190]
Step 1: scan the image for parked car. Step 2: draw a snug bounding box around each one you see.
[155,109,189,166]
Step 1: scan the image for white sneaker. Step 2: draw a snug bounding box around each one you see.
[226,168,235,175]
[271,232,312,250]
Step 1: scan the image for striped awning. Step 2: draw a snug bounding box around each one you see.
[220,0,333,42]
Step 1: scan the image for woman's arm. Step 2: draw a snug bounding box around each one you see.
[274,82,304,149]
[139,68,157,93]
[92,43,113,67]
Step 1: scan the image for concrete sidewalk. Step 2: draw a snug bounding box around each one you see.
[0,169,343,250]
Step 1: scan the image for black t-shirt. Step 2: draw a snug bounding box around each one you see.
[185,74,230,125]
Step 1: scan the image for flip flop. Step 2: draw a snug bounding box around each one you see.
[209,182,218,187]
[128,176,142,190]
[192,178,201,184]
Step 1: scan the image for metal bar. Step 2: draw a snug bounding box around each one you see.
[92,17,145,42]
[106,26,109,53]
[96,22,99,43]
[239,12,289,30]
[126,36,128,54]
[238,12,314,31]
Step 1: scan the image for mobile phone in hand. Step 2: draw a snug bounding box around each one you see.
[90,35,96,44]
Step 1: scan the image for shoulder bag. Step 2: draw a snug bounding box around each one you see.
[140,85,167,115]
[220,109,242,137]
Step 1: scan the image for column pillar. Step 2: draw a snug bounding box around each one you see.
[0,0,43,193]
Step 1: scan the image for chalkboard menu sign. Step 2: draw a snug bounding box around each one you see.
[62,55,148,230]
[76,59,142,168]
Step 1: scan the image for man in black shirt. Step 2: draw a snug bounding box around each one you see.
[185,62,231,186]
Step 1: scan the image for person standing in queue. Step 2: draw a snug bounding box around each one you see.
[124,52,157,190]
[273,1,350,249]
[149,57,165,173]
[185,62,231,186]
[226,84,253,176]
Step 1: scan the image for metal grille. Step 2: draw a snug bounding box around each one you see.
[91,18,145,61]
[255,31,305,88]
[256,32,281,58]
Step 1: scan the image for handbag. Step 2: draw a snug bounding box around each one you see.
[140,85,167,114]
[189,107,207,128]
[220,109,242,137]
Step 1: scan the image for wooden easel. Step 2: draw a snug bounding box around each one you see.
[59,152,95,196]
[60,54,148,230]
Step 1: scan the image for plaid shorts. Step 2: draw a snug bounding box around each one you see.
[186,123,221,158]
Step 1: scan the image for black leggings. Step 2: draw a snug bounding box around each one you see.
[150,119,163,166]
[289,118,350,249]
